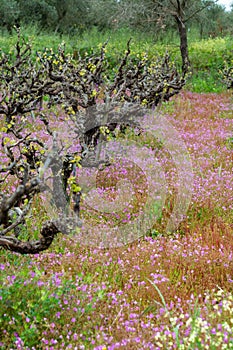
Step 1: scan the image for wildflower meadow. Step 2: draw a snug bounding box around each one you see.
[1,86,233,349]
[0,23,233,350]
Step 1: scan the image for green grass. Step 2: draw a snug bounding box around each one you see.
[0,26,232,92]
[186,71,226,93]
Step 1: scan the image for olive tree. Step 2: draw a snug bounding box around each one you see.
[45,0,90,34]
[113,0,219,74]
[0,0,90,34]
[0,0,19,33]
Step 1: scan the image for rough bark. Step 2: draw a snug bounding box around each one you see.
[174,15,191,74]
[0,221,59,254]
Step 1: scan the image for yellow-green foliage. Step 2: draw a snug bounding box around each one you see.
[1,28,232,72]
[189,37,233,71]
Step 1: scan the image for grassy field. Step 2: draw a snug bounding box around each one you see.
[0,27,232,92]
[0,30,233,349]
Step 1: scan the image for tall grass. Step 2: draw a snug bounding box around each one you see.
[1,25,232,93]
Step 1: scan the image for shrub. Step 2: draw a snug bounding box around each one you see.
[0,30,186,254]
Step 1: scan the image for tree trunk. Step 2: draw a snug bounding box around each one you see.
[175,15,191,75]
